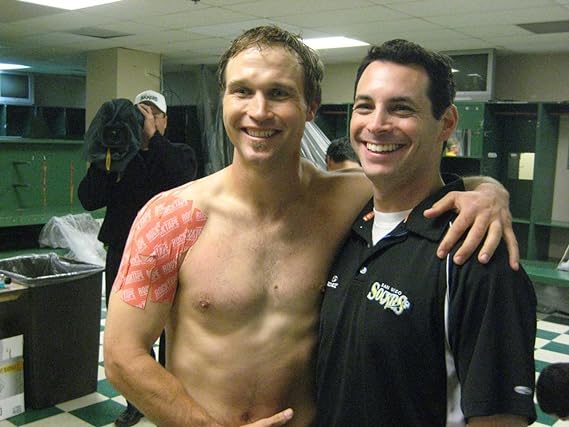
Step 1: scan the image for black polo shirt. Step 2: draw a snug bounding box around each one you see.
[316,179,537,427]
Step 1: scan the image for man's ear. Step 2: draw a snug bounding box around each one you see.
[306,100,319,122]
[439,104,458,142]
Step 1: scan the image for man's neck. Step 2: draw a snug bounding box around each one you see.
[227,156,309,214]
[372,174,444,213]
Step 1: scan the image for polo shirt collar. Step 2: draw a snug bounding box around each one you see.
[352,177,465,244]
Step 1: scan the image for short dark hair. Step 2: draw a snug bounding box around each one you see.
[537,363,569,418]
[217,25,324,108]
[326,136,359,163]
[354,39,456,119]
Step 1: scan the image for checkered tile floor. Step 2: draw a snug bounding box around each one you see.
[1,297,569,426]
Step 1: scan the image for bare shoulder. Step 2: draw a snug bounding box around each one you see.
[303,160,371,207]
[163,168,226,212]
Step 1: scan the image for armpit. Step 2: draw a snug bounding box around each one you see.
[113,192,207,308]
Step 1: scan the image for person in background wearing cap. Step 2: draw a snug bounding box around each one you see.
[78,90,197,427]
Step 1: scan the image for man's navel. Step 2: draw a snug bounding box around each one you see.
[240,411,252,423]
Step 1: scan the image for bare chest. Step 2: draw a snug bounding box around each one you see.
[177,215,339,320]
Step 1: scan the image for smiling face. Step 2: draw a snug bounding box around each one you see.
[350,60,457,206]
[222,46,317,167]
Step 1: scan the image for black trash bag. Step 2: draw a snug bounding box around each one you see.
[84,98,144,173]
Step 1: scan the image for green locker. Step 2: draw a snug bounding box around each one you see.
[0,139,87,227]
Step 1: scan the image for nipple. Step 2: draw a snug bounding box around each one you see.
[198,297,210,310]
[240,411,252,423]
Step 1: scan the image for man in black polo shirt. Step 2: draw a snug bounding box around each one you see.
[316,40,537,426]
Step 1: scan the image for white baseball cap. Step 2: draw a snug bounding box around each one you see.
[134,90,167,114]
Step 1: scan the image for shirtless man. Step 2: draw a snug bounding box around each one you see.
[104,26,517,427]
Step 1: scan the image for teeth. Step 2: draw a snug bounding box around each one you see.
[247,129,276,137]
[367,143,400,153]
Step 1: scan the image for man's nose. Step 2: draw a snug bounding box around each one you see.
[248,93,273,121]
[367,108,392,134]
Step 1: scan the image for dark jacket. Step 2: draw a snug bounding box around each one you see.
[78,132,197,249]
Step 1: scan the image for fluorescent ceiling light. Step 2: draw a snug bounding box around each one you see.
[0,63,30,71]
[18,0,121,10]
[303,36,369,50]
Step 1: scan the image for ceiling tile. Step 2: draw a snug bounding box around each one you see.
[427,6,569,27]
[2,0,569,74]
[132,6,256,29]
[277,5,409,29]
[221,0,377,16]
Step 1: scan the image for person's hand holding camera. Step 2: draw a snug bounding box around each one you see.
[137,103,159,148]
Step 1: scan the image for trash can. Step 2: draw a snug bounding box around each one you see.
[0,253,104,409]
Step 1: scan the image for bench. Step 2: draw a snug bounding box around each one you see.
[521,259,569,288]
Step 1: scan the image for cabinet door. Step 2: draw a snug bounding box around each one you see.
[0,140,85,226]
[314,104,350,140]
[6,105,34,136]
[3,145,44,212]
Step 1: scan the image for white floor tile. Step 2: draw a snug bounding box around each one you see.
[553,334,569,345]
[537,321,569,334]
[22,413,92,426]
[55,392,109,412]
[535,348,569,363]
[112,395,127,406]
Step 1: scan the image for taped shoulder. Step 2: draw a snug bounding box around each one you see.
[113,192,207,308]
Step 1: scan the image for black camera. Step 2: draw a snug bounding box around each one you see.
[85,98,146,173]
[101,107,144,149]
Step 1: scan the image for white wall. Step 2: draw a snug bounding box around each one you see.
[495,54,569,102]
[320,63,358,104]
[319,53,569,104]
[34,74,85,108]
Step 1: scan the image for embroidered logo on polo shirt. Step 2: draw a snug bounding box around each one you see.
[326,275,339,289]
[366,282,411,315]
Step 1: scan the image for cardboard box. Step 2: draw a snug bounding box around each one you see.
[0,335,24,421]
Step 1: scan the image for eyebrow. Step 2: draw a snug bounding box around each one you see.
[225,79,247,90]
[226,79,300,94]
[389,96,414,103]
[354,94,373,103]
[354,94,417,105]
